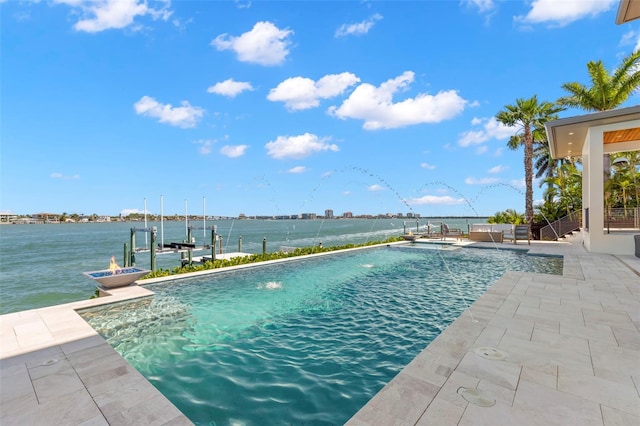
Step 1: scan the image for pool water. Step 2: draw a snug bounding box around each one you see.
[80,246,562,425]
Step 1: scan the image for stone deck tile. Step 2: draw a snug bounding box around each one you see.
[0,285,191,426]
[558,368,640,417]
[457,379,604,426]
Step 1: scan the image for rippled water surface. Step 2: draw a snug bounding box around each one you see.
[81,245,562,425]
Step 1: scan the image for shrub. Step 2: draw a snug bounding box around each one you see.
[141,236,404,280]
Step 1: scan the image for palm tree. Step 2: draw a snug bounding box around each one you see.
[610,151,640,209]
[558,50,640,111]
[487,209,525,224]
[542,162,582,216]
[558,50,640,181]
[496,96,564,224]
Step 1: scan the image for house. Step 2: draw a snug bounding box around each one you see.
[545,105,640,255]
[32,213,60,223]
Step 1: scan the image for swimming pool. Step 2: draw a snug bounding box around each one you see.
[80,245,562,425]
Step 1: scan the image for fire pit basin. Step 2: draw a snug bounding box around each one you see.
[83,267,151,289]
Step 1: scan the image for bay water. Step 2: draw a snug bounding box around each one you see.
[0,218,480,314]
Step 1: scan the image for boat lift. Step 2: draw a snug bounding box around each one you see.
[124,225,221,271]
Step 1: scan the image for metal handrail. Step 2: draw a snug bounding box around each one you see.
[540,210,582,241]
[606,207,640,233]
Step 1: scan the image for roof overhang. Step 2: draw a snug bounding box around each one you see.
[544,105,640,159]
[616,0,640,24]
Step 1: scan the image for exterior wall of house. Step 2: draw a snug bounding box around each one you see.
[582,121,640,255]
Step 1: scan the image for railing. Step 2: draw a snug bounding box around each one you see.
[605,207,640,233]
[540,210,582,241]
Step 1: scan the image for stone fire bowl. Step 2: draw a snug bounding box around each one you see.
[83,267,151,289]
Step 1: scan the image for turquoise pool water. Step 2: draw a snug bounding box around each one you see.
[81,245,562,425]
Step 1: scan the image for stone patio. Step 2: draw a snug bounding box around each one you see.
[1,234,639,425]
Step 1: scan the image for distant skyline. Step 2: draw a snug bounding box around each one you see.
[2,0,637,217]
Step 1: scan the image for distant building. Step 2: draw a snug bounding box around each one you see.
[324,209,334,219]
[301,213,317,220]
[343,211,353,218]
[33,213,60,223]
[0,214,17,223]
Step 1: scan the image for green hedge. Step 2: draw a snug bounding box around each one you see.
[141,236,404,279]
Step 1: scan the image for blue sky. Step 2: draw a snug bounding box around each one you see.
[2,0,637,218]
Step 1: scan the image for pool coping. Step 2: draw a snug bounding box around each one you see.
[1,235,639,425]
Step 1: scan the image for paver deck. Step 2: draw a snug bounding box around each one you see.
[1,234,639,425]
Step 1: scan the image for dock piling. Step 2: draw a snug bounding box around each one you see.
[187,228,193,265]
[130,228,136,266]
[150,227,157,271]
[211,227,216,261]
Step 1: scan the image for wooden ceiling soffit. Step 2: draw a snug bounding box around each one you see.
[603,127,640,144]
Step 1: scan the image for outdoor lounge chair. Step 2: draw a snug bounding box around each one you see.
[513,224,531,245]
[441,223,463,241]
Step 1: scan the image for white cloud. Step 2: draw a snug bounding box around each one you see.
[335,13,383,37]
[54,0,171,33]
[328,71,468,130]
[476,146,488,155]
[120,208,147,216]
[195,139,214,155]
[465,177,499,185]
[172,16,193,31]
[212,21,292,66]
[488,165,508,174]
[407,195,467,206]
[134,96,204,128]
[265,133,339,159]
[287,166,306,174]
[458,116,516,147]
[50,172,80,180]
[421,162,436,170]
[510,178,526,189]
[220,145,248,158]
[368,184,384,191]
[208,79,254,97]
[462,0,495,13]
[267,72,360,111]
[120,209,138,216]
[620,30,640,52]
[515,0,616,27]
[233,0,252,9]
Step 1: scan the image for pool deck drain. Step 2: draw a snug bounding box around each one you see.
[1,235,639,425]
